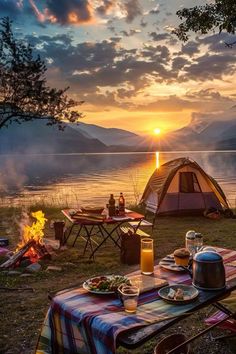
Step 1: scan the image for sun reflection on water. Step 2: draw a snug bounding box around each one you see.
[156,151,159,169]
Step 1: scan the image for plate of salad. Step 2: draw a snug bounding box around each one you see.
[83,275,131,294]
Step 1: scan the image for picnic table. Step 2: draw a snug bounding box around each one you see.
[62,208,144,259]
[36,247,236,354]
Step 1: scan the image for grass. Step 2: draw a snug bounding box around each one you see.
[0,206,236,354]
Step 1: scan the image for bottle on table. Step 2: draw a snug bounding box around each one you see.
[108,194,116,217]
[118,192,125,214]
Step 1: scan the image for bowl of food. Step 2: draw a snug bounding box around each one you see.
[158,284,199,304]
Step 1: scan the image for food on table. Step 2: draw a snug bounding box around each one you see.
[81,207,104,214]
[85,275,131,292]
[174,288,184,300]
[167,288,176,299]
[174,248,190,266]
[167,287,189,300]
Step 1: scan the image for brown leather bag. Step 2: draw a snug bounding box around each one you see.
[120,230,140,265]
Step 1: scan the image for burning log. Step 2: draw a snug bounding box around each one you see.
[33,242,51,260]
[0,240,36,269]
[0,239,51,269]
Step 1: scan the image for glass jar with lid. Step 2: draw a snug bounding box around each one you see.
[195,232,203,253]
[185,230,196,256]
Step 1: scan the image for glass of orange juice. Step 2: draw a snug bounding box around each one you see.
[141,238,154,275]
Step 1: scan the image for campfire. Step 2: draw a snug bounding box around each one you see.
[0,210,51,269]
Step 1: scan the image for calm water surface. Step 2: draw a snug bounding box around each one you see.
[0,151,236,207]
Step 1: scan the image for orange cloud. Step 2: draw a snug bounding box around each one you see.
[29,0,46,23]
[29,0,93,26]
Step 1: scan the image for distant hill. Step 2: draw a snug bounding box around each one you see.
[216,138,236,150]
[69,122,143,146]
[1,116,236,154]
[157,117,236,151]
[0,120,108,154]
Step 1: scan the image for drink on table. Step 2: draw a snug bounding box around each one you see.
[108,194,116,217]
[140,238,154,275]
[118,192,125,214]
[123,298,138,313]
[119,285,139,313]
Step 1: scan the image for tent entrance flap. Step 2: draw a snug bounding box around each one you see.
[179,172,201,193]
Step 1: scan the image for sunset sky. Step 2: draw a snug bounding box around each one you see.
[2,0,236,135]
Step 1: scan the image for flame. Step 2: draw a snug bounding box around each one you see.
[16,211,47,257]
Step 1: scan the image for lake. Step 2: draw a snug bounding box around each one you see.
[0,151,236,208]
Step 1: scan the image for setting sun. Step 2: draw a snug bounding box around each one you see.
[153,128,161,135]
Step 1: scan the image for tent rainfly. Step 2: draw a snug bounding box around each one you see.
[140,157,229,216]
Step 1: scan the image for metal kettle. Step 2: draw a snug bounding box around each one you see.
[192,251,226,290]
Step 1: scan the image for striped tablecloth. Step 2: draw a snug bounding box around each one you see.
[36,247,236,354]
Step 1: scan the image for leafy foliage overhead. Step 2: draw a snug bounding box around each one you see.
[0,17,83,130]
[173,0,236,44]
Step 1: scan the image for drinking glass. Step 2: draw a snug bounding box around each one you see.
[119,285,139,313]
[141,238,154,275]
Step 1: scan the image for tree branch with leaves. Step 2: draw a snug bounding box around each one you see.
[0,17,83,130]
[173,0,236,46]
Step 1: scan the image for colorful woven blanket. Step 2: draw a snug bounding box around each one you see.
[36,247,236,354]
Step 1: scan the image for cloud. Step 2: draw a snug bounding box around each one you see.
[0,0,23,17]
[131,89,236,114]
[26,33,173,94]
[149,32,171,41]
[123,0,142,23]
[140,18,147,27]
[149,4,160,15]
[149,31,178,45]
[23,25,236,112]
[172,56,190,71]
[186,88,234,103]
[180,41,200,57]
[29,0,93,25]
[134,95,198,112]
[28,0,144,26]
[96,0,114,16]
[180,53,236,81]
[197,33,236,53]
[120,29,141,37]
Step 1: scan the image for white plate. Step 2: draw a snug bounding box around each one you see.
[159,255,191,272]
[83,275,130,294]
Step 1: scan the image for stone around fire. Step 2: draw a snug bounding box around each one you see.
[26,262,42,272]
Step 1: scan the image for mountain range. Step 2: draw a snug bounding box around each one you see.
[0,117,236,154]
